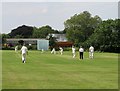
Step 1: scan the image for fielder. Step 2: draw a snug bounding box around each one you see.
[59,47,63,55]
[89,46,94,59]
[15,45,18,52]
[72,46,76,58]
[51,48,56,54]
[20,44,28,63]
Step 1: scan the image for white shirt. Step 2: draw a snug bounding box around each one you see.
[72,47,75,53]
[15,46,18,50]
[60,47,63,51]
[79,48,84,52]
[21,46,28,54]
[89,46,94,52]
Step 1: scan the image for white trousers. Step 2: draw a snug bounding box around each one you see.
[51,50,56,54]
[22,53,26,62]
[89,52,94,59]
[72,53,75,58]
[60,50,63,55]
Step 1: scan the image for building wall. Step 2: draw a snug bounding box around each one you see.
[37,40,49,50]
[6,39,40,46]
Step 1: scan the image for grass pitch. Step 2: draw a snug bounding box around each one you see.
[2,50,118,89]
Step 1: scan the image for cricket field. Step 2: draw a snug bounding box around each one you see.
[2,50,118,89]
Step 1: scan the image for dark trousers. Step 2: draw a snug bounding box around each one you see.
[80,52,83,59]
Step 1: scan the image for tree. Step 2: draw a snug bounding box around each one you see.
[14,35,23,38]
[86,19,120,52]
[1,34,10,44]
[64,11,102,46]
[32,25,55,38]
[18,40,24,45]
[9,25,33,38]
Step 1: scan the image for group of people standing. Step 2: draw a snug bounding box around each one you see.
[72,46,94,60]
[15,44,94,64]
[51,45,94,60]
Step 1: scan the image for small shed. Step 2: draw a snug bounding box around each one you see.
[37,39,49,50]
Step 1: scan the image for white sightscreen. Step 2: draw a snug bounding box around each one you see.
[37,40,49,50]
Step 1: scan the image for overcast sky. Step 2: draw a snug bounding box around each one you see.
[1,0,119,34]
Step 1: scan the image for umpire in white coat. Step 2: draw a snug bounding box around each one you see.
[79,46,84,60]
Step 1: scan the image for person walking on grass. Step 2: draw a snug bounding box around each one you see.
[72,46,76,58]
[51,48,56,54]
[20,44,28,63]
[15,45,18,52]
[59,47,63,55]
[89,46,94,59]
[79,46,84,60]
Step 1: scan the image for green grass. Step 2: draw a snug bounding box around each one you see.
[0,50,2,90]
[2,50,118,89]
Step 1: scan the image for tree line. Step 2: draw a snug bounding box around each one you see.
[0,11,120,52]
[64,11,120,52]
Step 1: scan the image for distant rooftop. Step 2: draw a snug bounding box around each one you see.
[47,34,68,42]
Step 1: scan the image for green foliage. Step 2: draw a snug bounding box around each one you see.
[14,35,23,38]
[9,25,33,38]
[85,19,120,52]
[1,33,10,44]
[8,25,60,38]
[32,25,55,38]
[1,10,119,53]
[64,11,119,52]
[64,11,102,45]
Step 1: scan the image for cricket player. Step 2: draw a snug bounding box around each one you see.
[59,47,63,55]
[20,44,28,63]
[72,46,76,58]
[89,46,94,59]
[15,45,18,52]
[51,48,56,54]
[79,46,84,59]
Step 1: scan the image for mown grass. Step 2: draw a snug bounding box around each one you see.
[0,50,2,90]
[2,50,118,89]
